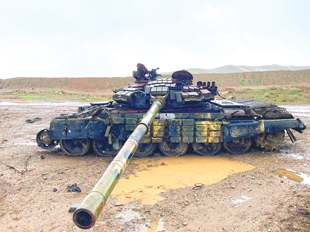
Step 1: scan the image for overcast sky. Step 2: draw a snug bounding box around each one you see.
[0,0,309,78]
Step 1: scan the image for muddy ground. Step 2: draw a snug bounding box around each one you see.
[0,100,310,232]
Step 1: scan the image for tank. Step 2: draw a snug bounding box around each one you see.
[36,64,306,228]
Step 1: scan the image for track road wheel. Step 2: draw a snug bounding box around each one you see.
[192,142,222,156]
[223,138,252,154]
[36,129,58,149]
[135,143,157,157]
[60,138,91,156]
[159,141,188,157]
[92,139,121,157]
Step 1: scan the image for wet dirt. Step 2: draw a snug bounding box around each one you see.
[276,168,310,185]
[1,100,310,231]
[113,156,255,205]
[276,169,304,182]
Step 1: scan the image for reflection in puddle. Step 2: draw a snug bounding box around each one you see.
[113,155,255,205]
[276,169,310,185]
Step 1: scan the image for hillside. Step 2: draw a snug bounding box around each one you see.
[192,69,310,90]
[1,69,310,97]
[163,65,310,75]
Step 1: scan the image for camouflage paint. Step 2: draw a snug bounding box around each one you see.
[73,96,167,229]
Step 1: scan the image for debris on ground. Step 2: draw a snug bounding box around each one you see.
[298,209,310,215]
[193,183,204,190]
[6,156,31,174]
[68,203,81,213]
[53,188,57,192]
[183,201,190,206]
[25,117,41,123]
[67,183,81,192]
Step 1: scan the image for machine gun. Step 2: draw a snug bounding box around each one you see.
[132,63,161,81]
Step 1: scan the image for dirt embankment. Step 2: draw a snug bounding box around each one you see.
[0,76,136,96]
[1,69,310,95]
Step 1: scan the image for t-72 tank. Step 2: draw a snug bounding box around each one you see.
[37,63,306,158]
[36,64,305,228]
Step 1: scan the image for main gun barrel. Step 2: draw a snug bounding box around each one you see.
[73,96,167,229]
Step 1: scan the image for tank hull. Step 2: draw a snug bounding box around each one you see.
[39,99,305,156]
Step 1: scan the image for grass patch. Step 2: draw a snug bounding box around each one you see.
[0,90,111,102]
[224,87,309,104]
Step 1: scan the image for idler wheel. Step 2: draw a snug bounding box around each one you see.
[60,138,91,156]
[255,130,285,151]
[159,141,188,157]
[135,143,157,157]
[36,129,58,150]
[223,138,252,154]
[92,139,121,157]
[192,142,222,156]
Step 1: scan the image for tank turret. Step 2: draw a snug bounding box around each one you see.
[113,68,217,109]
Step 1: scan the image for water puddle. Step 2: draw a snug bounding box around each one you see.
[147,217,165,232]
[113,155,255,205]
[116,208,141,222]
[116,207,146,231]
[281,106,310,117]
[115,206,165,232]
[279,151,305,160]
[276,169,310,185]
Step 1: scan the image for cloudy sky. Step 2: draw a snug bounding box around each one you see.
[0,0,309,78]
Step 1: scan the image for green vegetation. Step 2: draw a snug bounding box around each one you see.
[225,87,310,104]
[0,90,111,102]
[239,74,246,86]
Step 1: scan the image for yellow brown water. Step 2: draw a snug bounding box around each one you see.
[276,169,304,182]
[112,155,256,205]
[147,217,160,232]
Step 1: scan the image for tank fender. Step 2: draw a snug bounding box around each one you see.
[223,121,263,142]
[291,118,306,133]
[50,117,89,140]
[263,119,302,133]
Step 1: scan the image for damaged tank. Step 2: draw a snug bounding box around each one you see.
[37,63,306,158]
[36,64,306,229]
